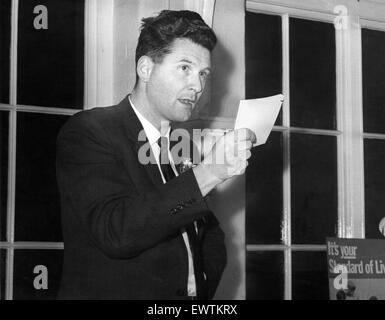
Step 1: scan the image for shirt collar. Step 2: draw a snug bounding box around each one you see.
[128,95,171,146]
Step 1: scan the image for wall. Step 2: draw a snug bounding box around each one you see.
[113,0,169,103]
[205,0,246,300]
[210,0,245,119]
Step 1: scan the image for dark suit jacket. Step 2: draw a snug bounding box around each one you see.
[56,96,227,300]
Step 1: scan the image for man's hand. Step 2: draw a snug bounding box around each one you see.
[202,128,256,180]
[193,128,256,197]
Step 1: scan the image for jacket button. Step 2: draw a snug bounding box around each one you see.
[170,208,178,214]
[177,204,184,210]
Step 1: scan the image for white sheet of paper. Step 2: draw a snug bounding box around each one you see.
[234,94,284,146]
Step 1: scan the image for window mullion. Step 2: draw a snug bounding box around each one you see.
[6,0,19,301]
[281,13,292,301]
[9,0,18,106]
[336,13,365,239]
[84,0,114,109]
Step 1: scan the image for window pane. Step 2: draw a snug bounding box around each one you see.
[15,112,69,242]
[246,251,284,300]
[0,0,11,103]
[246,132,283,244]
[0,111,9,242]
[362,29,385,134]
[292,251,329,300]
[17,0,84,109]
[290,18,336,130]
[291,134,338,244]
[246,12,283,125]
[0,249,5,300]
[13,249,63,300]
[364,139,385,239]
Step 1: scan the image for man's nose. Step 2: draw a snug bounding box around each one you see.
[189,74,203,94]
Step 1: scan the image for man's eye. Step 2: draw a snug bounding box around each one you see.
[199,71,208,78]
[180,65,190,71]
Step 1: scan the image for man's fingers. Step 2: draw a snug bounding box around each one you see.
[246,129,257,144]
[237,149,252,160]
[234,160,249,175]
[235,128,257,144]
[237,140,252,150]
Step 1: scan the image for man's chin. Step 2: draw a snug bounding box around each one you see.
[172,111,193,123]
[180,112,192,122]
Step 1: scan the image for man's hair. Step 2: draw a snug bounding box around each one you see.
[135,10,217,83]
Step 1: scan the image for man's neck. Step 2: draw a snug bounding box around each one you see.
[130,89,169,133]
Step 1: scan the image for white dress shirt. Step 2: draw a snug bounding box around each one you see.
[129,95,197,297]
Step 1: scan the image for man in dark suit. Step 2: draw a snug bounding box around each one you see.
[56,10,255,300]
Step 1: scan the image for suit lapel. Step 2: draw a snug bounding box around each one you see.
[118,96,164,186]
[117,96,208,244]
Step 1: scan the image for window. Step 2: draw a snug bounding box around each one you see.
[245,0,385,300]
[0,111,9,243]
[13,249,63,300]
[15,113,69,242]
[0,0,12,104]
[17,0,84,109]
[246,11,336,300]
[0,249,5,299]
[0,0,85,300]
[362,28,385,239]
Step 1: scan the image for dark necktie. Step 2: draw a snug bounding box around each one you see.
[157,136,207,299]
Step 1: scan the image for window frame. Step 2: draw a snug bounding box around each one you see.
[0,0,113,300]
[244,0,385,300]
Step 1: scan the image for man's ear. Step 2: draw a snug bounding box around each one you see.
[136,56,154,83]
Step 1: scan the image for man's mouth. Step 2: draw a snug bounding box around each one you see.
[178,98,196,107]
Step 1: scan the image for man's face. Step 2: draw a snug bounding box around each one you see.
[146,38,211,123]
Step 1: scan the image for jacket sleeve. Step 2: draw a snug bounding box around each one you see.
[56,112,210,259]
[201,212,227,299]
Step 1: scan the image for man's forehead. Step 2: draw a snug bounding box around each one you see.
[167,38,211,66]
